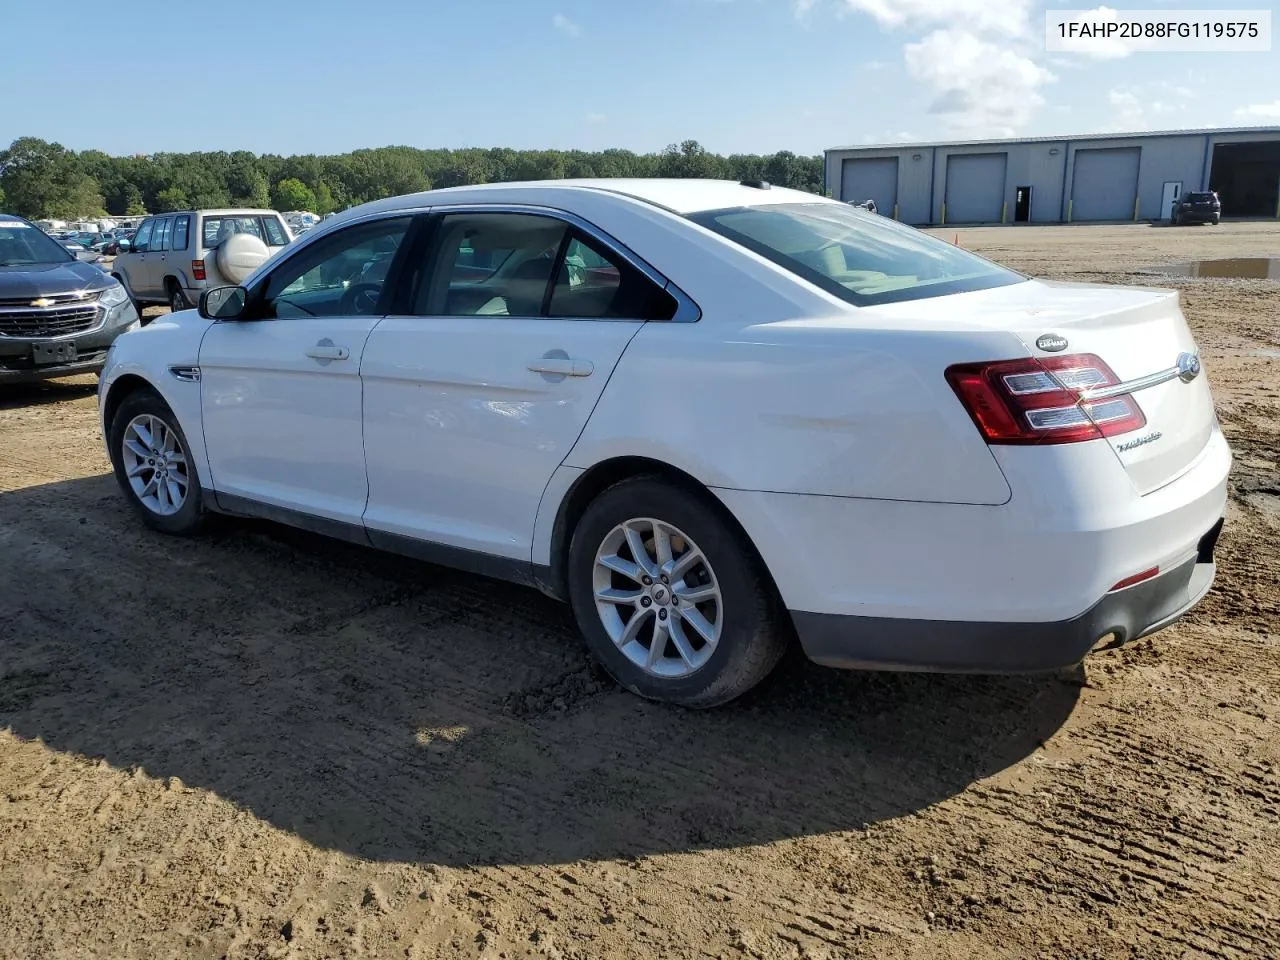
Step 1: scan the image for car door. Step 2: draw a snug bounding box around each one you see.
[145,217,172,298]
[360,207,677,562]
[122,218,155,298]
[198,214,415,530]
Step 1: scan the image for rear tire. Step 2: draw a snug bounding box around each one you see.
[567,477,788,708]
[108,388,205,536]
[167,281,189,312]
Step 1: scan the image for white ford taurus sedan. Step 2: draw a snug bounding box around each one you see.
[98,178,1231,707]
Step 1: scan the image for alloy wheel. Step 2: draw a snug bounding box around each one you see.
[121,413,189,516]
[592,517,723,679]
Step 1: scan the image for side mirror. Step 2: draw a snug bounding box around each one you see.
[199,285,250,321]
[118,239,131,251]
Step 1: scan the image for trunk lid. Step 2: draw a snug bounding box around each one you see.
[869,278,1217,494]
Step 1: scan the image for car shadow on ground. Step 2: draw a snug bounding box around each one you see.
[0,474,1082,867]
[0,377,98,411]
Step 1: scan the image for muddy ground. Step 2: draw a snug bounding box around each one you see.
[1,222,1277,960]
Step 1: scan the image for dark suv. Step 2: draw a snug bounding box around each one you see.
[1173,191,1221,226]
[0,214,141,384]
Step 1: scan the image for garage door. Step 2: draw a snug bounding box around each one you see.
[841,157,898,214]
[944,153,1007,223]
[1070,147,1140,221]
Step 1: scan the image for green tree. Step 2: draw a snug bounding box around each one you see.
[273,177,317,211]
[312,180,336,215]
[0,137,68,218]
[154,187,190,211]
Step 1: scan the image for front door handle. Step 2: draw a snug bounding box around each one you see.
[306,338,350,362]
[526,357,593,377]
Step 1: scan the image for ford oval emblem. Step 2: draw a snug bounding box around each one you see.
[1036,333,1068,352]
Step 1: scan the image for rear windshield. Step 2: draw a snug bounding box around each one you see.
[1185,192,1218,202]
[202,215,290,248]
[687,202,1025,306]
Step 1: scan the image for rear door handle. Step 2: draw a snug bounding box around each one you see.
[306,339,350,362]
[526,357,593,377]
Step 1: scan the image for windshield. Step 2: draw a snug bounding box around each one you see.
[687,202,1025,306]
[0,218,76,266]
[203,215,290,248]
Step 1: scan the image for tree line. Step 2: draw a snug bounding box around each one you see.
[0,137,825,221]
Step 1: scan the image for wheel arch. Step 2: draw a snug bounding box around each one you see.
[537,455,783,611]
[103,372,160,437]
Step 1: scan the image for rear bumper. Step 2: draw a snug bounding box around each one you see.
[1176,211,1219,223]
[792,521,1221,673]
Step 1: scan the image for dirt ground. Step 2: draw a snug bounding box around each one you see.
[1,222,1277,960]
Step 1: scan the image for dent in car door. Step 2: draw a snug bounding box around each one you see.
[360,211,675,561]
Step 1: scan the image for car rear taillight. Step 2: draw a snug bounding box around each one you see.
[945,353,1146,445]
[191,259,206,281]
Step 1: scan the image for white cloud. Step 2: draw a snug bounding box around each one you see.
[585,112,608,124]
[1105,81,1200,131]
[1107,88,1147,129]
[804,0,1054,136]
[831,0,1032,37]
[552,13,581,37]
[904,29,1055,135]
[860,130,917,143]
[1235,101,1280,119]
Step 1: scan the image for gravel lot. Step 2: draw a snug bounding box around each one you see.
[1,222,1277,959]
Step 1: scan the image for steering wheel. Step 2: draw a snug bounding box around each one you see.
[340,282,382,315]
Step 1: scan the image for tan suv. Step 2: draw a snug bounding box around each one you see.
[111,209,293,314]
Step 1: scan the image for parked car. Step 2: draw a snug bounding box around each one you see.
[1173,191,1221,225]
[97,179,1230,707]
[111,208,292,314]
[101,231,135,256]
[0,213,141,383]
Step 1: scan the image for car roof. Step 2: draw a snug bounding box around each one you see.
[354,178,825,218]
[152,209,280,217]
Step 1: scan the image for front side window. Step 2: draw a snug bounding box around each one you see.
[133,219,154,253]
[415,212,675,320]
[687,202,1026,306]
[262,216,411,318]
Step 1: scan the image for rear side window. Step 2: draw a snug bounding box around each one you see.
[262,217,289,246]
[171,215,190,251]
[688,202,1026,307]
[203,215,290,248]
[415,211,675,320]
[133,219,154,253]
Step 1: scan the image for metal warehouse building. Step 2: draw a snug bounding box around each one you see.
[824,127,1280,225]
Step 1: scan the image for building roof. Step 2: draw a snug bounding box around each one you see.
[826,126,1280,154]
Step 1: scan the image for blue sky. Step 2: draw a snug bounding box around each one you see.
[4,0,1277,157]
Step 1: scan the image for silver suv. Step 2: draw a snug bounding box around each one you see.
[111,209,292,314]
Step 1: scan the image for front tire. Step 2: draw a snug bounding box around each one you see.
[108,389,204,535]
[567,477,788,708]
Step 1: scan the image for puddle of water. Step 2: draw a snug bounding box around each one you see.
[1141,258,1280,279]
